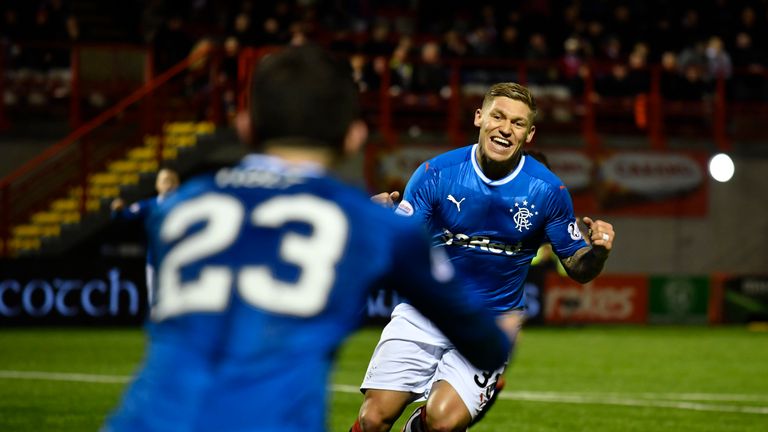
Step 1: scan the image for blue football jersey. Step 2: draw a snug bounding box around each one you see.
[112,195,173,265]
[395,144,588,312]
[104,154,509,432]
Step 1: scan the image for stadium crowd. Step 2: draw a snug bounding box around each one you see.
[2,0,768,117]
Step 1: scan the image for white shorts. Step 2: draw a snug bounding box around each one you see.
[361,304,507,419]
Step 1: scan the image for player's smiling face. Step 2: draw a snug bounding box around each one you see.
[474,96,536,171]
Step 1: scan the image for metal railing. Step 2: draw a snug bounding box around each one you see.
[0,45,224,256]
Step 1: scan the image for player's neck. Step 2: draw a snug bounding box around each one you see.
[477,149,523,181]
[264,144,336,168]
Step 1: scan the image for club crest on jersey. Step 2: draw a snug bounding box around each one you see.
[510,200,538,232]
[446,194,465,212]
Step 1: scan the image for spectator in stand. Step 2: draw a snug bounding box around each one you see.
[734,6,765,49]
[220,36,240,122]
[583,19,605,57]
[560,36,585,95]
[678,64,711,101]
[442,29,469,59]
[626,46,650,93]
[598,35,623,63]
[659,50,688,100]
[363,20,395,57]
[1,6,23,42]
[467,26,496,58]
[288,20,308,46]
[258,16,286,46]
[526,32,551,84]
[153,15,193,73]
[606,4,636,52]
[388,38,413,95]
[496,24,522,59]
[411,40,449,99]
[679,8,706,49]
[1,7,24,69]
[731,32,764,70]
[350,53,381,93]
[231,12,258,47]
[730,32,767,101]
[596,63,634,99]
[704,35,732,81]
[678,40,708,79]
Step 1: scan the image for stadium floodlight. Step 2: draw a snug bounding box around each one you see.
[708,153,735,183]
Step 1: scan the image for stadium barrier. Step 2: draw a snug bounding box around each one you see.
[2,256,765,326]
[0,258,147,326]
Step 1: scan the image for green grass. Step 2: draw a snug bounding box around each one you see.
[1,326,767,431]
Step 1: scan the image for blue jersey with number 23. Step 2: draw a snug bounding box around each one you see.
[104,154,509,432]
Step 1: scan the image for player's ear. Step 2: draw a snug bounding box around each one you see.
[344,120,368,155]
[525,124,536,143]
[473,108,483,127]
[235,110,254,146]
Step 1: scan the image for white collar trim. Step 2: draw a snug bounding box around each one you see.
[470,144,526,186]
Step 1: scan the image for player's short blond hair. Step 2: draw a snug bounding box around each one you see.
[482,83,537,120]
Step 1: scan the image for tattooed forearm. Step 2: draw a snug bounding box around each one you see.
[560,246,610,284]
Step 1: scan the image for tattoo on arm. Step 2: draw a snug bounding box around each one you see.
[560,246,609,284]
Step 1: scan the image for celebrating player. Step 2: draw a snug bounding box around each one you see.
[111,167,180,305]
[103,44,511,432]
[352,83,615,432]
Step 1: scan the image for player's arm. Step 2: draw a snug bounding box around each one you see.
[370,191,400,208]
[543,183,614,284]
[560,216,614,283]
[388,225,511,371]
[111,198,149,221]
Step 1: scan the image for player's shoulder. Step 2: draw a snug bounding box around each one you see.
[522,154,566,190]
[408,145,473,187]
[424,145,473,171]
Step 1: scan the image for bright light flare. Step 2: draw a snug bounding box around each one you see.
[708,153,735,183]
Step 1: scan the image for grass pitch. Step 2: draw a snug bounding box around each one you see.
[1,326,766,431]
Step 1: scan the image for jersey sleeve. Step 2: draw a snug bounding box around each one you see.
[394,161,437,225]
[543,185,588,259]
[112,198,151,221]
[386,218,510,371]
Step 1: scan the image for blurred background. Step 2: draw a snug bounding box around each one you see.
[1,0,767,328]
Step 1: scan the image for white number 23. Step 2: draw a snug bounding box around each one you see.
[152,193,348,321]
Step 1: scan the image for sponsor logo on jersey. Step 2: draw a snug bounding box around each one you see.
[567,218,583,240]
[441,229,522,255]
[395,199,414,216]
[510,200,538,232]
[446,194,465,212]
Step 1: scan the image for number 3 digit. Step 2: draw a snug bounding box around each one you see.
[239,195,348,317]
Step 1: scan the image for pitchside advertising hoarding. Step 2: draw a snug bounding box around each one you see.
[544,274,649,324]
[366,146,709,216]
[0,259,148,325]
[648,276,710,324]
[719,275,768,323]
[0,256,756,326]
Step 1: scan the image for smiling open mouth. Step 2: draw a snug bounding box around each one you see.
[491,137,511,147]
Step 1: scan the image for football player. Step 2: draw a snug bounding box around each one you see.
[352,83,615,432]
[111,167,180,305]
[103,44,511,432]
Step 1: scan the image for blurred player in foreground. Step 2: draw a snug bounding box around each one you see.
[111,167,180,304]
[103,44,511,432]
[352,83,615,432]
